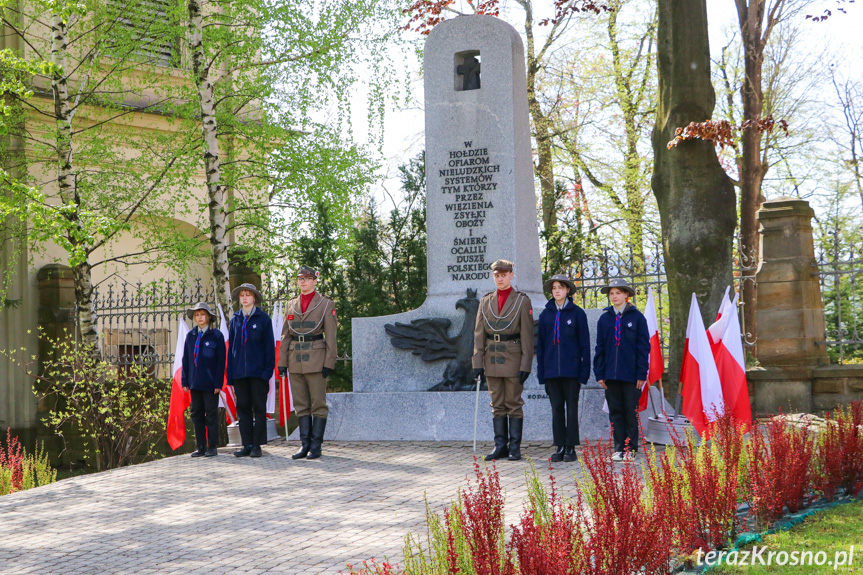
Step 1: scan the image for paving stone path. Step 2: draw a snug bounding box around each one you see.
[1,440,589,574]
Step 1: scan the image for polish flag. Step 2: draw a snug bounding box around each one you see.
[680,293,724,437]
[638,289,665,411]
[275,302,294,427]
[266,302,282,415]
[217,304,238,424]
[707,286,732,353]
[714,294,753,430]
[166,318,191,450]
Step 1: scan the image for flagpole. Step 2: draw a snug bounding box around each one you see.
[473,374,481,452]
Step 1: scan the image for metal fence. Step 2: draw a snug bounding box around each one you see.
[563,241,757,359]
[91,242,760,376]
[93,279,304,377]
[816,228,863,364]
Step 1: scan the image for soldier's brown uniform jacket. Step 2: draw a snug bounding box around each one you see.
[278,292,337,374]
[472,289,534,378]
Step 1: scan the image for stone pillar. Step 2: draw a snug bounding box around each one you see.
[755,197,828,367]
[751,197,828,413]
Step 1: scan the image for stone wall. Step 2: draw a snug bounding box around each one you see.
[748,365,863,415]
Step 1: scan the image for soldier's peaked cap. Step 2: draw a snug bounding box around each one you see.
[490,259,514,272]
[297,266,319,278]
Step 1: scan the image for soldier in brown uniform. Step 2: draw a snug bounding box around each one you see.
[472,259,535,461]
[277,266,337,459]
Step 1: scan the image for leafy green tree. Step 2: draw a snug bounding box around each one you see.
[183,0,404,311]
[0,0,202,349]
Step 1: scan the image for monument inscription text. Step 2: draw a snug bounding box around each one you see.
[442,141,501,282]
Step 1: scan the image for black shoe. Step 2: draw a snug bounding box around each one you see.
[234,446,252,457]
[549,445,565,463]
[204,448,218,457]
[484,416,509,461]
[307,416,328,459]
[292,415,312,460]
[250,446,262,458]
[563,446,577,462]
[507,417,523,461]
[191,448,206,458]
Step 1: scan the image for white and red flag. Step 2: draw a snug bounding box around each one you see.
[166,318,191,450]
[714,294,753,430]
[680,293,724,437]
[217,304,238,424]
[275,302,294,427]
[266,302,283,415]
[707,286,732,353]
[638,289,665,412]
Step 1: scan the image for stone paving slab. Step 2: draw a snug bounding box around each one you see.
[1,440,591,575]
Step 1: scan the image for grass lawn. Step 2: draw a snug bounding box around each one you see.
[709,500,863,574]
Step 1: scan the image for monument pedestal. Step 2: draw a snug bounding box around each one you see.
[290,387,610,442]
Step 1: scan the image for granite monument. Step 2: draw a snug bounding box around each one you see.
[300,15,615,442]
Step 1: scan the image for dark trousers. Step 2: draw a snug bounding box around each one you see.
[233,377,268,447]
[190,389,220,449]
[605,379,641,452]
[545,378,581,447]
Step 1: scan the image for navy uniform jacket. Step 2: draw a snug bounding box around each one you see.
[536,298,591,385]
[593,303,650,383]
[181,326,226,392]
[226,307,275,385]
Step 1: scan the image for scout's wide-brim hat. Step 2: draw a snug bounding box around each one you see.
[600,278,636,298]
[186,301,217,321]
[543,274,576,295]
[231,282,263,305]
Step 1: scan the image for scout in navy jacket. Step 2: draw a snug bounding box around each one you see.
[226,307,275,386]
[536,297,591,385]
[593,303,650,383]
[182,326,226,392]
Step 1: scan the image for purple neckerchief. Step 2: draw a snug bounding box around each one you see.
[194,330,203,365]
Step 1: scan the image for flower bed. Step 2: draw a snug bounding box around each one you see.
[343,401,863,574]
[0,429,57,496]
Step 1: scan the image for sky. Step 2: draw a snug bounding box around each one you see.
[351,0,863,211]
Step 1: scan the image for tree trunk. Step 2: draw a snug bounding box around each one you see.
[651,0,736,399]
[51,13,98,350]
[520,0,558,272]
[188,0,232,311]
[736,0,769,352]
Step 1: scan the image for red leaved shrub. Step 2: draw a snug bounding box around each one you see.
[744,416,814,527]
[343,559,404,575]
[456,460,506,574]
[0,429,26,492]
[578,439,676,575]
[505,468,585,575]
[671,411,744,551]
[814,401,863,500]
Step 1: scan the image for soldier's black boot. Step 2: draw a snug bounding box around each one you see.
[307,416,327,459]
[507,417,523,461]
[484,416,509,461]
[292,415,312,460]
[563,445,577,462]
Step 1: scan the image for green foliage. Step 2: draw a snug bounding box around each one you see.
[0,429,57,496]
[287,152,427,391]
[2,330,171,471]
